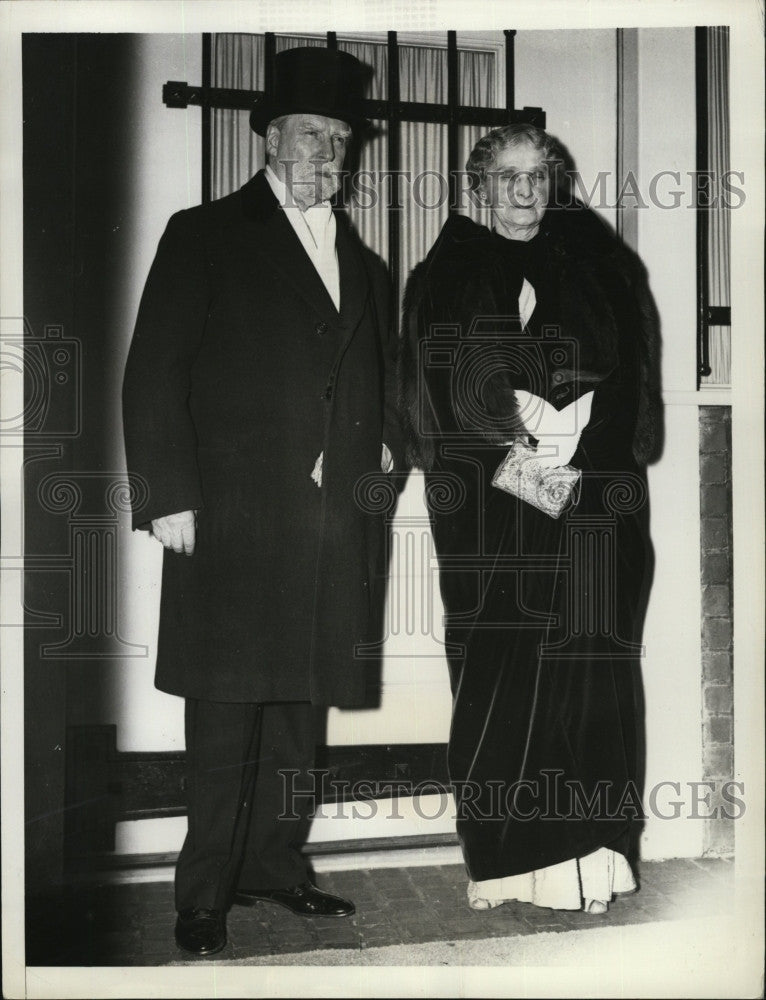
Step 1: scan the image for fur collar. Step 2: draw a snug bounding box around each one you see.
[398,205,663,470]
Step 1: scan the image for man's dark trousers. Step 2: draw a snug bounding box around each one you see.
[175,699,316,912]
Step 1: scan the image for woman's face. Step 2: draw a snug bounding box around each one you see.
[482,140,550,241]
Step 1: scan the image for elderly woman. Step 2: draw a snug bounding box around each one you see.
[399,124,661,914]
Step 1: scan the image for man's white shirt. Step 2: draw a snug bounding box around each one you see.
[265,164,340,311]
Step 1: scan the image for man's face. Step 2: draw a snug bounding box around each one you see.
[482,140,550,240]
[266,114,352,209]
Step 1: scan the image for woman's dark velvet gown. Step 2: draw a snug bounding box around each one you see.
[402,210,652,882]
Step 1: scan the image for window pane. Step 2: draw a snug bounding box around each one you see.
[399,44,448,104]
[701,26,730,387]
[337,38,387,101]
[458,46,496,107]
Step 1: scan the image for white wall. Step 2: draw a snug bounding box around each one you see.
[516,28,618,231]
[637,28,704,859]
[115,35,202,753]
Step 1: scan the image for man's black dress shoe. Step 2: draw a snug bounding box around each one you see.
[234,880,355,917]
[174,907,227,955]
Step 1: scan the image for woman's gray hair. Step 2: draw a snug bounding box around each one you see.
[466,123,564,192]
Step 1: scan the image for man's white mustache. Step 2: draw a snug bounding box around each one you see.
[293,168,341,185]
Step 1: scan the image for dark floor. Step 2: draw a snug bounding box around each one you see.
[26,856,733,966]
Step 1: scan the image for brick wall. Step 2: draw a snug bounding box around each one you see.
[699,405,734,855]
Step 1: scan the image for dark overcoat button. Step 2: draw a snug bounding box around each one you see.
[315,321,329,336]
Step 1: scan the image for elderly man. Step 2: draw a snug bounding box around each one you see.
[122,47,400,956]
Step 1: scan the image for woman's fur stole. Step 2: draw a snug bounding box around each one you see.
[397,204,663,471]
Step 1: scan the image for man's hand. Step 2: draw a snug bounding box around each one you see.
[151,510,196,555]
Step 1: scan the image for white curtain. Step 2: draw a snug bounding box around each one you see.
[211,34,264,201]
[702,26,730,387]
[398,45,495,299]
[211,34,496,310]
[339,39,390,264]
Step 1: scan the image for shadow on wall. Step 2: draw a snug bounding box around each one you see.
[23,32,152,897]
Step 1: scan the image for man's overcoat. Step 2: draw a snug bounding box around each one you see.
[123,170,400,707]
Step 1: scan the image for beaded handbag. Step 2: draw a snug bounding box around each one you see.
[492,439,581,519]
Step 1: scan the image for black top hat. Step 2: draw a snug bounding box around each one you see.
[249,46,371,136]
